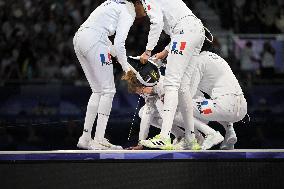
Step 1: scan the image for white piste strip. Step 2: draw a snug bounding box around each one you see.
[0,149,283,155]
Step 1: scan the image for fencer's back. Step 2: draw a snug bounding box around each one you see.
[81,0,135,36]
[143,0,194,33]
[197,51,243,98]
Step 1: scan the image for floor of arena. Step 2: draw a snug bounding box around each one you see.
[1,149,283,160]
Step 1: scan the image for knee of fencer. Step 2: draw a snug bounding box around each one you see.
[91,86,102,94]
[238,106,248,121]
[234,97,248,121]
[138,106,145,118]
[101,91,115,100]
[100,88,116,99]
[163,75,182,89]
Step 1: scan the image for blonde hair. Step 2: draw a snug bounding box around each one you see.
[121,71,143,93]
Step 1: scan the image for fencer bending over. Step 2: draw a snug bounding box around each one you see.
[73,0,145,150]
[138,0,207,150]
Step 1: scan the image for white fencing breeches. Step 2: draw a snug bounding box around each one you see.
[193,95,247,123]
[73,28,116,95]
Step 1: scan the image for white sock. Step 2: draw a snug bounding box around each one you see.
[220,122,234,133]
[94,93,114,141]
[226,122,234,133]
[194,118,216,136]
[160,89,179,138]
[82,93,101,139]
[179,88,195,142]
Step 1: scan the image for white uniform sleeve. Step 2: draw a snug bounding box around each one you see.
[142,0,164,51]
[114,8,135,72]
[139,97,157,140]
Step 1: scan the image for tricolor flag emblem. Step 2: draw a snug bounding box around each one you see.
[200,101,213,115]
[172,42,187,51]
[100,53,112,66]
[171,42,187,55]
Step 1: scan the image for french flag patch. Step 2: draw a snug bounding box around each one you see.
[197,100,214,115]
[171,42,187,51]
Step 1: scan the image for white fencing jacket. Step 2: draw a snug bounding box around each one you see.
[141,0,195,51]
[81,0,136,71]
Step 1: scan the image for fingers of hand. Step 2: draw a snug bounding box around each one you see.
[140,53,149,64]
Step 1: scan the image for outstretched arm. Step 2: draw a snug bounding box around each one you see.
[140,0,164,64]
[114,8,135,72]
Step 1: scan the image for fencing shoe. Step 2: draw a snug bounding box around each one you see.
[77,136,92,150]
[89,138,123,150]
[220,130,237,150]
[201,131,224,150]
[139,135,173,150]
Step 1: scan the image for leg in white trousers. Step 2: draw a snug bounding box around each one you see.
[74,29,115,142]
[161,16,205,142]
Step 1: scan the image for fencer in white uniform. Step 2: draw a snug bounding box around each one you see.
[126,51,247,150]
[189,51,247,150]
[73,0,144,150]
[139,0,206,150]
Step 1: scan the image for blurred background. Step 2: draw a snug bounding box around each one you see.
[0,0,283,150]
